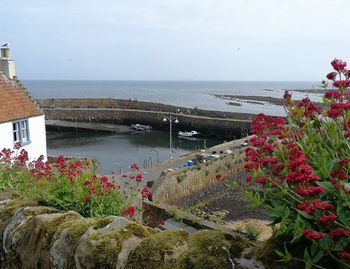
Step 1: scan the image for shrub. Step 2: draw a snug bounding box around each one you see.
[0,150,152,219]
[245,58,350,268]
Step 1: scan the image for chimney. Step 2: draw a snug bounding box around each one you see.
[0,44,16,79]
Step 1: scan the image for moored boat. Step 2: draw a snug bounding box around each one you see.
[130,124,152,131]
[178,130,200,137]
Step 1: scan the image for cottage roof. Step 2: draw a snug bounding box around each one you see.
[0,74,43,123]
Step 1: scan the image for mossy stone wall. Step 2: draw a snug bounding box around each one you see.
[0,192,270,269]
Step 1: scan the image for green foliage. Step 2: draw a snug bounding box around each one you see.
[0,152,131,218]
[245,224,262,241]
[245,59,350,268]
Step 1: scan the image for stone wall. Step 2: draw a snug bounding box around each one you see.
[37,98,253,139]
[0,192,273,269]
[36,98,255,120]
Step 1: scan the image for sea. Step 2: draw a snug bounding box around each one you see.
[25,80,322,174]
[24,80,323,116]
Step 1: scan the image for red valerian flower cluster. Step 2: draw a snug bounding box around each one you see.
[123,205,136,217]
[245,59,350,266]
[303,229,324,240]
[0,147,151,219]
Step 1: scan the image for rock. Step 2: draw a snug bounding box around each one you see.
[125,230,189,269]
[15,211,81,269]
[75,216,154,269]
[2,206,60,255]
[116,236,143,269]
[0,198,42,226]
[50,216,114,269]
[176,230,249,269]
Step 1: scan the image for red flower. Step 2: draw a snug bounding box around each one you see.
[136,173,143,182]
[159,220,165,225]
[324,90,341,99]
[303,229,324,240]
[329,228,350,240]
[331,58,347,72]
[326,72,337,80]
[82,194,92,203]
[123,206,136,217]
[344,69,350,78]
[130,163,139,170]
[333,80,350,89]
[297,97,320,117]
[141,187,153,201]
[255,176,267,184]
[339,251,350,260]
[327,108,343,118]
[346,130,350,138]
[319,213,337,224]
[100,176,108,182]
[14,142,22,149]
[88,186,97,194]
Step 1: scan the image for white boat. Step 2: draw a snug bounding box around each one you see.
[178,130,200,138]
[178,136,199,141]
[130,124,152,131]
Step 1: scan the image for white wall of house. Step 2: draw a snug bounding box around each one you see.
[0,114,47,161]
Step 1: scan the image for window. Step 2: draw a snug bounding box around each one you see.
[13,119,30,145]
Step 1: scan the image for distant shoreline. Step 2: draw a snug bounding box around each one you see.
[215,90,324,107]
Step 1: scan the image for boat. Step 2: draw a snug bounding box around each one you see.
[130,124,152,131]
[178,130,200,138]
[178,136,199,141]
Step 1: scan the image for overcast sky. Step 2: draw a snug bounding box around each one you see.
[1,0,350,80]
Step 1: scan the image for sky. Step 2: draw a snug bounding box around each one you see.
[1,0,350,80]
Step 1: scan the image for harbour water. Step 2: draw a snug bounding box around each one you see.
[47,130,223,175]
[34,80,321,173]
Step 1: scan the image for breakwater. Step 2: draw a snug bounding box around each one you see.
[37,99,253,139]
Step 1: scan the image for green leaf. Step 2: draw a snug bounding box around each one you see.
[316,181,335,193]
[305,258,313,269]
[312,250,324,263]
[337,206,350,227]
[335,237,350,251]
[291,215,305,243]
[319,234,332,250]
[296,209,314,220]
[275,244,293,262]
[310,242,318,257]
[326,159,338,174]
[304,248,313,269]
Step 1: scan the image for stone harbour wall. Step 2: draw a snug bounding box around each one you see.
[0,192,273,269]
[43,108,251,139]
[36,98,255,120]
[37,98,253,138]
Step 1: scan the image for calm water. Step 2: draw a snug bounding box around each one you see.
[47,130,222,174]
[25,80,321,116]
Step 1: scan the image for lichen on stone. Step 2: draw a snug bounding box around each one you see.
[40,212,81,249]
[87,223,155,268]
[54,216,114,246]
[125,230,189,269]
[176,230,248,269]
[0,198,42,224]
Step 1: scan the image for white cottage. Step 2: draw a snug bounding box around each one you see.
[0,45,47,160]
